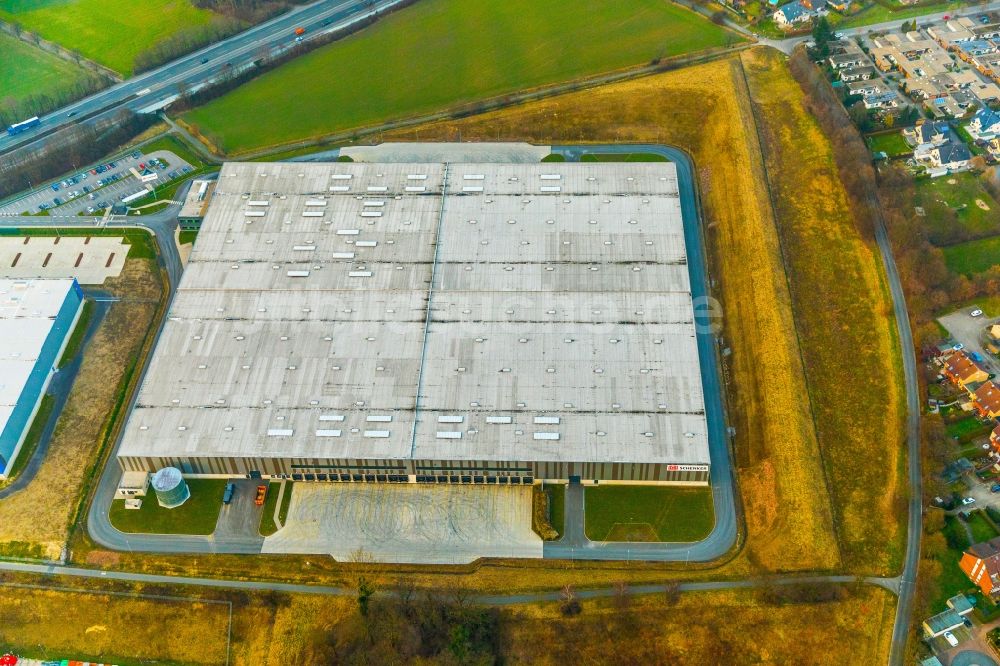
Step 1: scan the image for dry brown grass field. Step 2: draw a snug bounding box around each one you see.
[0,253,163,560]
[503,585,895,665]
[0,584,229,664]
[741,48,906,573]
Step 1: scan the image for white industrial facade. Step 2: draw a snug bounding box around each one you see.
[0,277,83,478]
[117,161,711,485]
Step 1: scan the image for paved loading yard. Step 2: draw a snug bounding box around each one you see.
[0,236,127,284]
[262,483,542,564]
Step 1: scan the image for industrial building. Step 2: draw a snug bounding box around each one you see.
[116,161,713,485]
[0,277,83,478]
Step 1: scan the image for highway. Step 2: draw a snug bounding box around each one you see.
[0,0,407,157]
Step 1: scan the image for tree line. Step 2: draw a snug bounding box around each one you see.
[0,72,110,128]
[0,110,156,200]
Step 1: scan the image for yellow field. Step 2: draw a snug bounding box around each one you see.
[0,584,229,664]
[741,49,905,573]
[0,255,163,560]
[380,52,840,572]
[504,585,895,665]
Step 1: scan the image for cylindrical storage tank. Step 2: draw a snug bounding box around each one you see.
[151,467,190,508]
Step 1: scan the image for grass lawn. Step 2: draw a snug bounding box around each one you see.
[946,415,992,442]
[867,132,911,157]
[179,229,199,245]
[580,152,670,162]
[259,481,285,536]
[916,172,1000,246]
[547,484,565,538]
[141,133,208,170]
[584,486,714,542]
[933,515,977,610]
[943,235,1000,276]
[109,478,226,534]
[183,0,741,153]
[0,32,93,111]
[0,0,216,75]
[57,299,94,369]
[968,510,1000,543]
[840,0,963,27]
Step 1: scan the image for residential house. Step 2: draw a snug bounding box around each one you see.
[967,107,1000,140]
[928,18,979,50]
[829,53,867,69]
[942,350,989,388]
[774,0,826,27]
[839,65,876,82]
[922,608,966,637]
[864,91,899,110]
[914,135,972,172]
[988,137,1000,160]
[847,80,882,97]
[961,535,1000,596]
[903,120,950,147]
[959,39,998,60]
[990,423,1000,453]
[974,380,1000,418]
[826,0,850,11]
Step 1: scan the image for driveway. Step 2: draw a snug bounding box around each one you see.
[939,309,999,375]
[263,483,542,564]
[213,479,267,546]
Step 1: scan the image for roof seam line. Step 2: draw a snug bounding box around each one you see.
[409,162,450,460]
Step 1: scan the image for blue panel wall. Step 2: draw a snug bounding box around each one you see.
[0,280,83,472]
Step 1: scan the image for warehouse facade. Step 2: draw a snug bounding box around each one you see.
[117,161,713,486]
[0,277,83,478]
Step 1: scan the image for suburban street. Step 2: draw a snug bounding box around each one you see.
[0,0,408,157]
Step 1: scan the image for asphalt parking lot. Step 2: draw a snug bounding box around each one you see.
[939,309,1000,376]
[0,148,193,217]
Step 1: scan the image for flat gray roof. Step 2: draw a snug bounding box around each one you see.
[119,161,710,465]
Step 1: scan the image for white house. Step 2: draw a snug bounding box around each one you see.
[967,107,1000,140]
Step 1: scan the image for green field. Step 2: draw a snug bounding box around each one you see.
[580,152,670,162]
[943,235,1000,275]
[0,32,93,112]
[840,0,964,28]
[184,0,740,153]
[0,0,216,75]
[916,172,1000,247]
[968,511,1000,544]
[109,479,226,534]
[584,486,714,542]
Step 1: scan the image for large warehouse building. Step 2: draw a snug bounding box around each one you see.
[116,160,713,485]
[0,277,83,478]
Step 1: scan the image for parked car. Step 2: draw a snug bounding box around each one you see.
[223,482,235,504]
[944,630,959,647]
[972,308,984,317]
[963,497,977,505]
[53,197,61,205]
[990,483,1000,493]
[255,484,267,506]
[51,184,59,191]
[86,206,95,214]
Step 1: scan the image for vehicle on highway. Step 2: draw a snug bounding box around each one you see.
[962,497,977,505]
[201,57,209,64]
[971,308,984,317]
[295,36,303,42]
[223,482,235,504]
[255,484,267,506]
[944,630,958,647]
[322,18,332,25]
[6,116,40,136]
[294,26,305,36]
